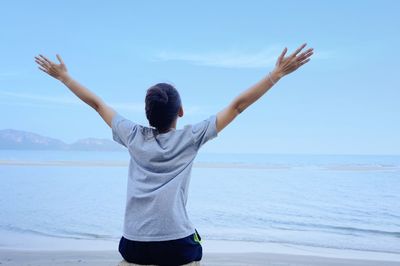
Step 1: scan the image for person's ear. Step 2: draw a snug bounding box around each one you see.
[178,106,184,117]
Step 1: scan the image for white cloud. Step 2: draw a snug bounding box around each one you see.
[154,46,332,68]
[0,90,210,115]
[312,50,334,60]
[0,91,79,105]
[0,91,144,112]
[0,71,19,80]
[154,46,282,68]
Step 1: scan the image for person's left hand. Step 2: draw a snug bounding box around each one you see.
[272,44,313,79]
[35,54,69,82]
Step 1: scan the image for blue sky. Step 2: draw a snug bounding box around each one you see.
[1,0,399,154]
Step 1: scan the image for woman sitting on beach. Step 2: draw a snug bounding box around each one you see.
[35,43,313,266]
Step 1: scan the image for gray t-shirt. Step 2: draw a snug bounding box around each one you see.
[112,113,218,241]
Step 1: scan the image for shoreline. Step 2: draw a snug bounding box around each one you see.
[1,230,400,263]
[1,249,400,266]
[0,160,292,169]
[1,159,399,171]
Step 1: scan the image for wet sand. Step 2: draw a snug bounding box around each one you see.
[1,249,400,266]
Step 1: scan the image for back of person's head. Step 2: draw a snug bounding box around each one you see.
[145,83,182,133]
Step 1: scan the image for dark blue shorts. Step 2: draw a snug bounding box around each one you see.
[118,230,202,266]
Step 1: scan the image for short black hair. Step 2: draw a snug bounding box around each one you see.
[145,83,181,133]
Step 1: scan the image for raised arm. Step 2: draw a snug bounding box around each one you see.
[216,43,313,133]
[34,54,115,128]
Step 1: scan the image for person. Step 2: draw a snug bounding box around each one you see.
[35,43,313,266]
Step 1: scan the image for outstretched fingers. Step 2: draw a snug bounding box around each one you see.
[35,54,57,75]
[297,48,313,62]
[277,47,288,65]
[34,53,68,80]
[38,66,48,74]
[56,54,64,65]
[39,54,52,65]
[298,58,311,67]
[35,56,49,69]
[274,43,313,75]
[298,48,313,57]
[296,52,312,68]
[289,43,307,58]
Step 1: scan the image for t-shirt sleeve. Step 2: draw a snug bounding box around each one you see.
[191,114,218,150]
[111,113,138,147]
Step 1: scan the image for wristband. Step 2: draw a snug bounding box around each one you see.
[268,72,276,85]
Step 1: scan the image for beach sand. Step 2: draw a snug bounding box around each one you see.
[1,232,400,266]
[1,249,400,266]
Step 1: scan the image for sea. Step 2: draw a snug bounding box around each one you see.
[0,150,399,257]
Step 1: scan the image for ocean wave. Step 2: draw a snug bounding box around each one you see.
[204,235,400,255]
[4,221,399,242]
[2,224,117,241]
[2,224,400,254]
[276,223,400,238]
[249,217,400,238]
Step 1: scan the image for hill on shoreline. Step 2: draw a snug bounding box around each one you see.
[0,129,123,151]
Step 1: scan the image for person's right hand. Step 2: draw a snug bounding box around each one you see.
[35,54,69,82]
[272,43,313,79]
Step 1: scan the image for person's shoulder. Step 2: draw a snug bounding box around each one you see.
[182,124,192,130]
[138,124,154,136]
[169,125,193,140]
[183,115,215,128]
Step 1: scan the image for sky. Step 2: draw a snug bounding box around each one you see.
[1,0,399,155]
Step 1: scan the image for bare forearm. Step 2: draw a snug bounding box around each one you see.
[216,44,313,133]
[234,70,281,113]
[35,54,116,128]
[60,74,103,110]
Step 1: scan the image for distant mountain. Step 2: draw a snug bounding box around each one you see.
[0,129,68,150]
[0,129,123,151]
